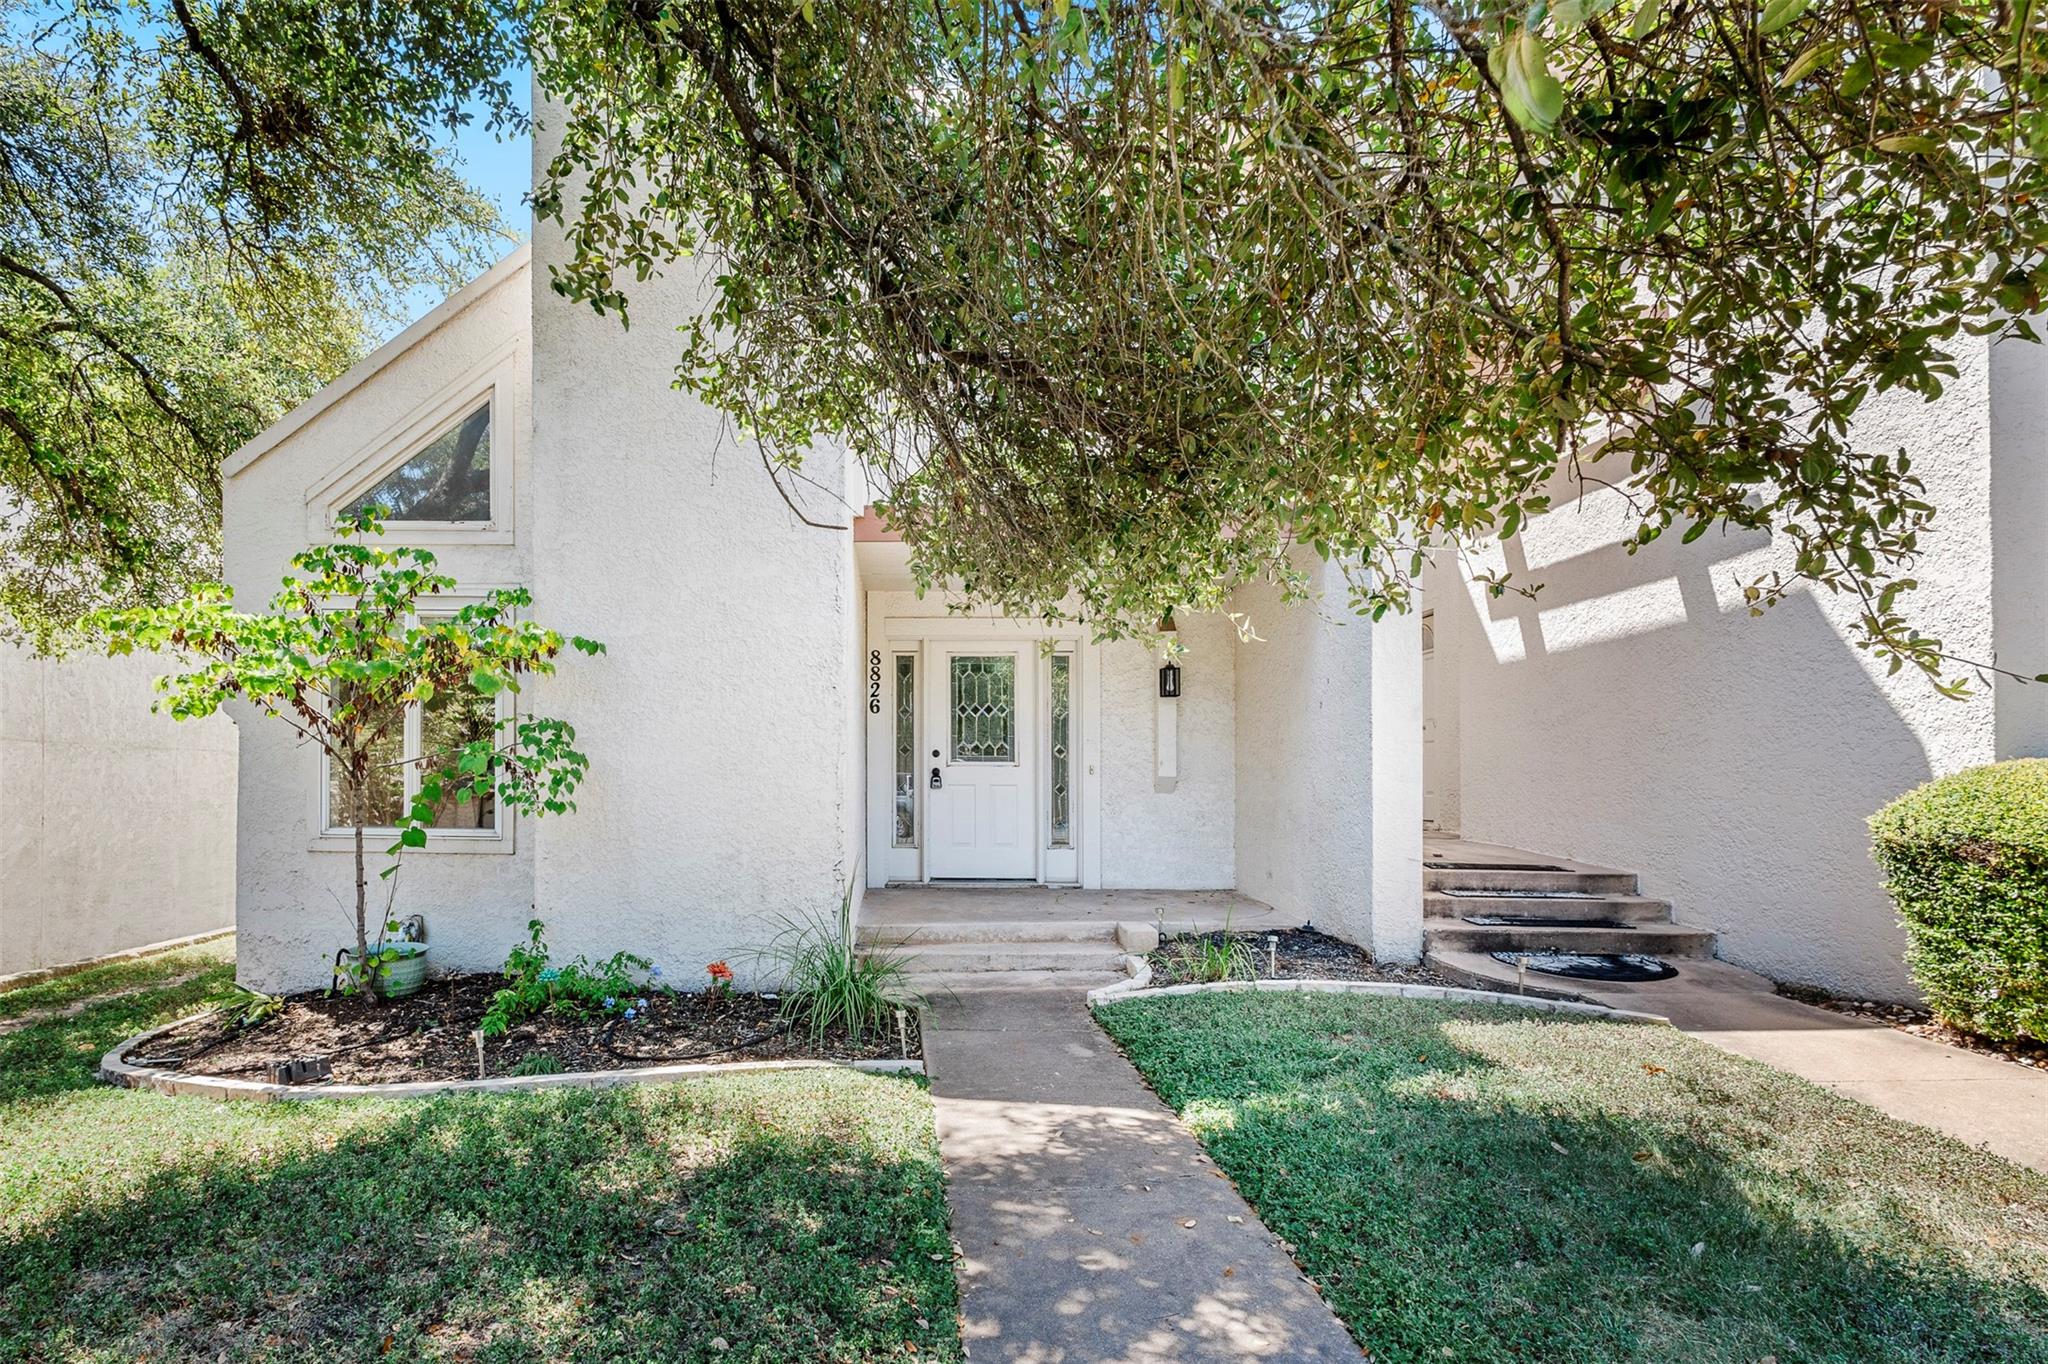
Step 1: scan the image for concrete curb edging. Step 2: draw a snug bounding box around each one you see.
[101,1012,925,1103]
[0,927,234,992]
[1086,971,1670,1024]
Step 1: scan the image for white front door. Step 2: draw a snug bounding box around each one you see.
[926,647,1037,879]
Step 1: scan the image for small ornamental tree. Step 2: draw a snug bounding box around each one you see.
[96,516,604,989]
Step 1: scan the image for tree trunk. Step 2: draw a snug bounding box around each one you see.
[354,818,371,992]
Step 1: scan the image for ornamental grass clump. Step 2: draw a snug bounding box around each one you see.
[1871,760,2048,1043]
[752,884,924,1044]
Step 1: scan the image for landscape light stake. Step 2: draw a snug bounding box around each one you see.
[1516,956,1529,996]
[1266,934,1278,978]
[472,1029,486,1080]
[895,1009,909,1060]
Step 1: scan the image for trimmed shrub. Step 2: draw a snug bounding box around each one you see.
[1870,760,2048,1042]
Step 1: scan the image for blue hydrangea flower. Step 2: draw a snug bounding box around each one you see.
[649,964,664,979]
[538,967,561,983]
[603,996,616,1010]
[637,997,649,1010]
[623,1007,637,1021]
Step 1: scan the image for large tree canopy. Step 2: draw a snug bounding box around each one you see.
[532,0,2047,690]
[0,0,523,645]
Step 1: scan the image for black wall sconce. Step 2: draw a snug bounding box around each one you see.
[1158,662,1182,698]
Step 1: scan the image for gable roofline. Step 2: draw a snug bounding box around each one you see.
[223,241,533,481]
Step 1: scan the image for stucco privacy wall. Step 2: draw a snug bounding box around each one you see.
[1,646,236,975]
[1232,557,1424,961]
[526,123,857,981]
[222,251,536,991]
[1433,338,2005,1001]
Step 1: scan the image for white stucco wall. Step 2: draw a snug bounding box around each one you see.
[1099,615,1237,889]
[1233,558,1423,960]
[1434,338,2006,1000]
[525,134,858,984]
[222,251,537,991]
[1,646,236,975]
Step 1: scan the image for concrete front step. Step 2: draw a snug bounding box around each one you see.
[857,918,1120,948]
[1425,866,1639,895]
[1424,891,1674,923]
[888,941,1130,975]
[903,968,1129,996]
[1422,921,1717,957]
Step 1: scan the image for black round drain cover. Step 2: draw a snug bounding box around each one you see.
[1490,951,1678,982]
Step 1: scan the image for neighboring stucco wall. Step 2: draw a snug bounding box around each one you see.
[222,252,536,992]
[1099,613,1236,889]
[1233,557,1423,960]
[0,646,236,975]
[526,135,857,983]
[1435,339,2003,1000]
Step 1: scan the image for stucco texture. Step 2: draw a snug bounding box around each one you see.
[525,162,858,986]
[223,253,537,991]
[1431,337,2005,1001]
[1232,556,1423,960]
[1099,614,1237,889]
[1,646,236,975]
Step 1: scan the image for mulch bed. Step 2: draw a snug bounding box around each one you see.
[1775,982,2046,1071]
[1143,927,1459,989]
[122,975,921,1085]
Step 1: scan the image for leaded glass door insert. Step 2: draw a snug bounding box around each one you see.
[893,655,917,846]
[949,655,1016,764]
[1048,654,1072,848]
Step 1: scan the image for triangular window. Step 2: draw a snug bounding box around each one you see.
[343,403,492,523]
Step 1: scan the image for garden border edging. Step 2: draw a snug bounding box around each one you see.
[1086,968,1670,1024]
[101,1012,924,1102]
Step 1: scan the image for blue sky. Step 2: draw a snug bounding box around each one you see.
[392,66,535,336]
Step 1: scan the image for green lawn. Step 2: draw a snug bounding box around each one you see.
[0,940,962,1363]
[1095,990,2048,1364]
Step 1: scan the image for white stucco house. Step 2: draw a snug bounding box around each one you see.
[218,134,2048,1001]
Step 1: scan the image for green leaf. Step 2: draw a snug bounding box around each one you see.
[1759,0,1810,35]
[1501,31,1566,133]
[1627,0,1663,39]
[1875,135,1941,155]
[469,668,505,695]
[400,826,428,848]
[1779,42,1838,86]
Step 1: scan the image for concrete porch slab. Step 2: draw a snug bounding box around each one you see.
[862,885,1299,934]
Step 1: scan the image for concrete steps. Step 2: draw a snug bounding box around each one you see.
[1424,891,1673,923]
[889,940,1130,975]
[1423,845,1716,973]
[1424,920,1717,958]
[857,919,1119,948]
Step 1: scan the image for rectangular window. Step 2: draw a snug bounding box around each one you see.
[325,687,406,828]
[950,655,1016,763]
[1048,654,1072,848]
[322,617,504,836]
[893,654,917,847]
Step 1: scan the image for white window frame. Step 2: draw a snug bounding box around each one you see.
[303,344,518,546]
[306,594,518,856]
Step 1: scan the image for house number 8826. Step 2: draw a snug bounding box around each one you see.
[868,651,882,713]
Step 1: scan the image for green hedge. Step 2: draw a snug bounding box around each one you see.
[1870,760,2048,1042]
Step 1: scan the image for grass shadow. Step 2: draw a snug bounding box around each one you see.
[2,1076,961,1363]
[1096,990,2048,1364]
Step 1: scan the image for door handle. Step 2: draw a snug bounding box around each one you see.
[930,766,943,789]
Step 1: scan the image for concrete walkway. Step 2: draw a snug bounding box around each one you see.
[1566,958,2048,1174]
[924,980,1364,1362]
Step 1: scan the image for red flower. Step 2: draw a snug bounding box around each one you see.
[707,961,733,982]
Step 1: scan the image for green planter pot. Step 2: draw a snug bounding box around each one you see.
[342,943,430,998]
